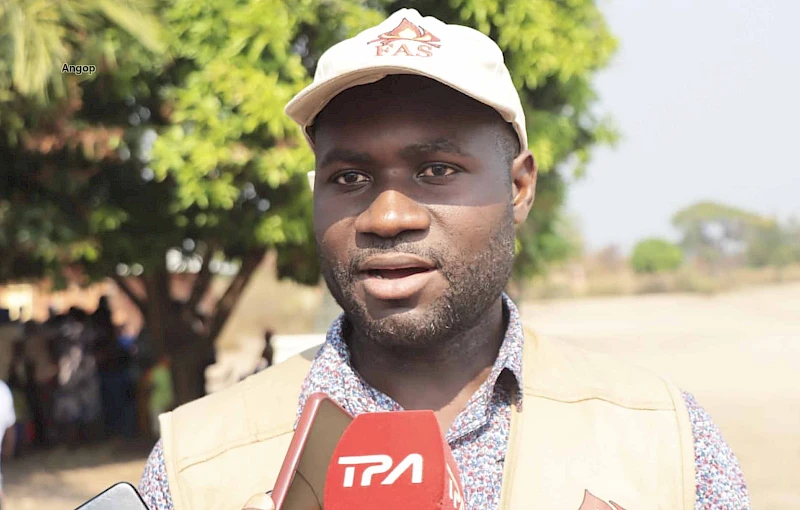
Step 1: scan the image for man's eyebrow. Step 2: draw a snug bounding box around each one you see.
[399,138,470,159]
[317,138,470,169]
[317,148,375,169]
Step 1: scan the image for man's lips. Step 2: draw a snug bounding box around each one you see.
[358,254,436,274]
[357,254,438,300]
[365,267,431,279]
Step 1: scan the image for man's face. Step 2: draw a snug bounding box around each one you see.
[312,76,535,354]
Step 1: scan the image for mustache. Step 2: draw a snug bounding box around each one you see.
[346,245,444,274]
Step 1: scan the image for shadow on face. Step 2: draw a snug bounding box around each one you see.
[312,74,528,228]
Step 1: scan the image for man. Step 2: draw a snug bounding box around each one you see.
[139,9,750,510]
[0,380,17,509]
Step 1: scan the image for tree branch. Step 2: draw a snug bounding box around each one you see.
[186,243,216,313]
[110,274,147,316]
[207,249,265,343]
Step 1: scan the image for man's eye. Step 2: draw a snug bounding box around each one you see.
[419,164,458,178]
[334,171,369,185]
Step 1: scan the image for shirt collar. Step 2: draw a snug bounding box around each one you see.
[296,293,525,421]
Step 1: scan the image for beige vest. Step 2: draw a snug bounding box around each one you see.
[159,330,696,510]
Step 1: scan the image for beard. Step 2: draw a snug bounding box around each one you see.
[317,208,516,360]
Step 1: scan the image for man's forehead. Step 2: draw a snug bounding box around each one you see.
[330,75,462,101]
[317,76,494,123]
[313,99,502,152]
[307,76,516,186]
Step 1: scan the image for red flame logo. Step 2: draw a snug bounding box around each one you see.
[368,18,441,48]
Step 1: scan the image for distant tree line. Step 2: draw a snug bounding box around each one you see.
[630,201,800,274]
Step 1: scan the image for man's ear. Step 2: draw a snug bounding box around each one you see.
[511,149,537,225]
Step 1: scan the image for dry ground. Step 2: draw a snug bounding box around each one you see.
[4,283,799,509]
[2,439,154,509]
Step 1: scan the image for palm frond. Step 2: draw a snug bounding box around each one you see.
[7,0,69,100]
[0,0,166,102]
[96,0,166,53]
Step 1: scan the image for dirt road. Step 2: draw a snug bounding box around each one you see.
[4,283,799,508]
[2,440,153,509]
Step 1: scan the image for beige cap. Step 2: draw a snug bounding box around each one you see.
[284,8,527,151]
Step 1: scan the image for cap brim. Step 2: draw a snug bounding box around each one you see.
[285,64,515,150]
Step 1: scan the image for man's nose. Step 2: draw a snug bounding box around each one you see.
[354,189,430,238]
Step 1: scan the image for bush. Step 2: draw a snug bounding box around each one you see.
[631,239,684,274]
[674,270,723,295]
[634,273,672,294]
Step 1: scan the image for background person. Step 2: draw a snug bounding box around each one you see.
[0,380,17,509]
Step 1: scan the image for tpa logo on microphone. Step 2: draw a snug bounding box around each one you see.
[337,454,423,487]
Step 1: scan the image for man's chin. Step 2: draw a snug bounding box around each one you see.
[333,280,459,348]
[360,324,445,355]
[375,312,467,351]
[361,297,426,321]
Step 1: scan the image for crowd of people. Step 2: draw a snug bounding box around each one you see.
[2,297,175,457]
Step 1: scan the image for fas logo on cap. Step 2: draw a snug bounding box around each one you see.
[368,18,441,57]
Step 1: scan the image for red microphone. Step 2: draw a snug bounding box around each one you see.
[324,410,466,510]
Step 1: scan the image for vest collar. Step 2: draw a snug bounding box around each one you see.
[497,327,538,509]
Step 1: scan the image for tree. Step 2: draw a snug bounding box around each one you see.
[631,239,683,274]
[670,201,800,275]
[672,201,773,268]
[746,216,800,269]
[2,0,618,405]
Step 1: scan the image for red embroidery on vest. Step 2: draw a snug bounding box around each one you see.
[578,489,627,510]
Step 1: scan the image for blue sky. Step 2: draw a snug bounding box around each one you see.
[566,0,800,252]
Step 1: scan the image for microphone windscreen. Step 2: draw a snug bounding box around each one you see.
[324,410,465,510]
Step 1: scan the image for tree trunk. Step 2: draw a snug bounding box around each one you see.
[142,267,172,359]
[169,330,213,406]
[141,267,210,405]
[137,249,266,406]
